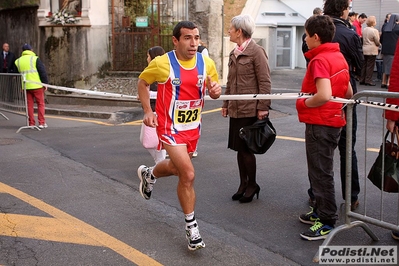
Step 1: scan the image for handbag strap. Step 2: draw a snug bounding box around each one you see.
[395,127,399,159]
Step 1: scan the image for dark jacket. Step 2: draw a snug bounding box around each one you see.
[302,33,310,66]
[223,39,271,118]
[331,18,364,78]
[381,25,399,55]
[1,50,17,73]
[385,40,399,121]
[36,58,49,84]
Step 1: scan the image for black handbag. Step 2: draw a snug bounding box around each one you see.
[367,130,399,193]
[239,117,276,154]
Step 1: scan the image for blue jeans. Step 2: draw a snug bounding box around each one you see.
[306,124,340,225]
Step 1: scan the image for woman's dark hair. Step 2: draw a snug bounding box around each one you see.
[172,21,198,40]
[323,0,349,18]
[305,15,336,44]
[148,46,165,60]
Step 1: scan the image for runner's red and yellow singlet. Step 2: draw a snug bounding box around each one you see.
[156,51,206,146]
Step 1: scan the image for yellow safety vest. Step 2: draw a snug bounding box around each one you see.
[15,51,42,90]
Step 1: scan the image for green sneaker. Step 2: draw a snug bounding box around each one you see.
[299,207,318,225]
[300,220,334,241]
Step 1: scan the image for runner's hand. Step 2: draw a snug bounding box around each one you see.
[206,75,221,99]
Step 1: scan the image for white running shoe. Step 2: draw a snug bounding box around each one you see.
[186,223,205,251]
[137,165,156,200]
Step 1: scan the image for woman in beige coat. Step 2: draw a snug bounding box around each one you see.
[359,16,381,86]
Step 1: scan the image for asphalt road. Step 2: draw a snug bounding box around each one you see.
[1,70,398,266]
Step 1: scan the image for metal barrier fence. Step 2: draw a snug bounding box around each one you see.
[0,73,39,132]
[313,90,399,262]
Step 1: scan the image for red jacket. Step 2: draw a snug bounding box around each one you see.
[297,43,350,127]
[385,40,399,121]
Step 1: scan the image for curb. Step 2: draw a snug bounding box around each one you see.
[45,106,144,123]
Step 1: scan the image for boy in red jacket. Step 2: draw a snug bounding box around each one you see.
[296,15,353,240]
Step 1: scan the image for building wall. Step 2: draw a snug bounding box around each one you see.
[38,0,110,88]
[190,0,223,78]
[352,0,399,32]
[2,0,223,87]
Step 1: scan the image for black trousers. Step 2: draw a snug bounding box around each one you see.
[306,124,340,225]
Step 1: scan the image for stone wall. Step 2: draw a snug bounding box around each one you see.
[190,0,223,77]
[42,25,110,89]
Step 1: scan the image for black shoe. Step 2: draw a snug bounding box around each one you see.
[299,206,319,225]
[300,219,334,241]
[365,83,376,86]
[239,185,260,203]
[232,185,247,200]
[232,192,245,201]
[359,82,365,85]
[381,84,387,88]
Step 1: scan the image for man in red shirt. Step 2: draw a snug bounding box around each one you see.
[353,13,368,38]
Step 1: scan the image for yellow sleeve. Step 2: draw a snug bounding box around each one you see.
[204,56,219,82]
[138,54,170,84]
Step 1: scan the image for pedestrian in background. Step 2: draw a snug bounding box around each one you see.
[197,41,209,57]
[1,43,17,73]
[222,14,271,203]
[1,43,17,102]
[379,13,391,87]
[139,46,166,165]
[353,13,367,40]
[383,38,399,240]
[359,16,380,86]
[15,44,48,129]
[347,12,357,31]
[380,13,399,89]
[297,14,353,241]
[302,7,323,67]
[191,41,209,158]
[137,21,221,251]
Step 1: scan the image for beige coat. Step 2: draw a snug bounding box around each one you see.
[362,26,381,55]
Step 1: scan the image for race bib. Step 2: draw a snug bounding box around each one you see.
[173,99,202,131]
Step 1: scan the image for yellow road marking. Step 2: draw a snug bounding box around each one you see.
[45,115,115,126]
[276,135,305,142]
[0,213,101,246]
[367,148,379,153]
[0,182,162,266]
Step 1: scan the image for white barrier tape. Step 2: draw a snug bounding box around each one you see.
[26,80,399,112]
[27,80,138,99]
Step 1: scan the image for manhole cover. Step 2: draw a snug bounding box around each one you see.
[0,138,22,145]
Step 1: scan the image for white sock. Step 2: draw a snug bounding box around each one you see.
[185,212,196,229]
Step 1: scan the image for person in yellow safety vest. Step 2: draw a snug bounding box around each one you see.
[15,44,49,129]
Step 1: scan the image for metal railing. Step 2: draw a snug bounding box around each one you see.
[0,73,40,132]
[313,90,399,262]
